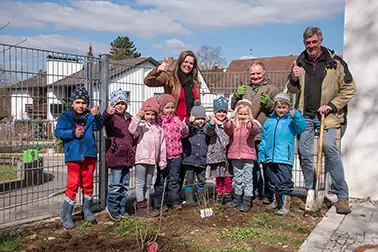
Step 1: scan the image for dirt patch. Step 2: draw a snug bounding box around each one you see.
[9,196,329,252]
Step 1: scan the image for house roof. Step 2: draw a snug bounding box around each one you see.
[201,55,298,95]
[8,57,160,89]
[227,55,298,73]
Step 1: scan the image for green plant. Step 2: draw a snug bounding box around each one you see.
[219,245,253,252]
[247,212,309,233]
[78,221,92,233]
[0,233,20,251]
[222,227,302,245]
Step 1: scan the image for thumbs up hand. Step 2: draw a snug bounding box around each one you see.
[292,60,301,79]
[181,118,187,129]
[90,104,99,116]
[157,58,170,73]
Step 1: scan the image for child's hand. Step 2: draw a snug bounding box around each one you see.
[226,119,233,128]
[181,118,187,129]
[106,101,116,114]
[90,104,99,116]
[246,120,252,130]
[137,109,144,118]
[189,115,195,123]
[210,116,216,126]
[75,125,84,138]
[290,106,295,117]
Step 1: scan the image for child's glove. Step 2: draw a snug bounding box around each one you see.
[260,93,270,106]
[106,101,116,114]
[236,85,247,96]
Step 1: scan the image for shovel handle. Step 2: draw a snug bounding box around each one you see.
[316,114,325,179]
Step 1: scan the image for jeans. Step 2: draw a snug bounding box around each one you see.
[107,167,130,215]
[265,163,294,197]
[298,115,349,198]
[135,164,155,202]
[167,156,183,205]
[231,160,254,197]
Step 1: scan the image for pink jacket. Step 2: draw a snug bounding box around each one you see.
[159,115,189,160]
[224,119,261,161]
[128,116,167,169]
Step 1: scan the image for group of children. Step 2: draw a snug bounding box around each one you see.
[55,87,306,229]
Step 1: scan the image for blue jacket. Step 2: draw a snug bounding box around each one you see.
[182,121,216,168]
[258,110,306,166]
[55,110,103,162]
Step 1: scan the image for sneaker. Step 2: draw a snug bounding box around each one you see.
[106,207,122,222]
[119,212,129,219]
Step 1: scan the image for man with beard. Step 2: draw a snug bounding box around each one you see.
[230,62,279,203]
[287,26,356,214]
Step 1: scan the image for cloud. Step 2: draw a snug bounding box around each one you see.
[152,39,194,54]
[0,34,109,55]
[136,0,344,28]
[0,0,191,39]
[0,0,344,39]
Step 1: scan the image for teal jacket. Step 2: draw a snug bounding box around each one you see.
[258,110,306,166]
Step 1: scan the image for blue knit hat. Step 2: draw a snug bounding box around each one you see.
[213,96,228,113]
[71,87,89,102]
[110,89,129,105]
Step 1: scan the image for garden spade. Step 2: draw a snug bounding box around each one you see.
[313,114,326,212]
[199,189,213,218]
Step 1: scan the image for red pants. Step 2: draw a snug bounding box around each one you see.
[216,177,233,195]
[65,158,96,201]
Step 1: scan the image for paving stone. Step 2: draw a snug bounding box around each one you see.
[338,218,378,234]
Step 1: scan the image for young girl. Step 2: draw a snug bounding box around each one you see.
[182,100,216,206]
[128,96,167,217]
[224,99,261,212]
[258,93,306,215]
[103,89,135,222]
[54,87,103,229]
[206,96,232,205]
[154,94,189,214]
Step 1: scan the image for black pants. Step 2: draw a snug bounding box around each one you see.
[184,165,206,189]
[265,163,294,198]
[154,156,183,208]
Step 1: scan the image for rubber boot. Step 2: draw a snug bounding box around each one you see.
[276,195,291,216]
[265,192,279,211]
[228,194,242,209]
[223,193,233,205]
[240,196,253,212]
[83,197,96,222]
[334,198,351,215]
[61,200,75,229]
[184,187,197,207]
[216,193,224,205]
[197,186,207,205]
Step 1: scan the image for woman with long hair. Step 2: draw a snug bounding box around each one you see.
[144,50,200,121]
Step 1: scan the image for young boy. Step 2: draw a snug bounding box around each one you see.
[182,100,216,206]
[55,87,103,229]
[258,93,306,215]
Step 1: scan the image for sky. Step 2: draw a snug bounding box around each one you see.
[0,0,346,66]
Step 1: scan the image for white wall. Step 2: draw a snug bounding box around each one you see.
[107,66,163,116]
[343,0,378,199]
[11,90,32,120]
[47,59,83,85]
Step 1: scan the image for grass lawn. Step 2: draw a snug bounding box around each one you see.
[0,165,17,181]
[0,234,20,251]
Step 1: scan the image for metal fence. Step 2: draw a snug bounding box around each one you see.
[0,42,331,227]
[0,43,105,226]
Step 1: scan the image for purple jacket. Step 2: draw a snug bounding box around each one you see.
[103,109,136,168]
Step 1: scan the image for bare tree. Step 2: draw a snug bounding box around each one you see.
[197,45,227,70]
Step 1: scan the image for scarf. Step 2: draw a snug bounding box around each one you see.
[178,68,195,115]
[70,108,89,126]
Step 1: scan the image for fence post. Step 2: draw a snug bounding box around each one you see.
[99,54,109,209]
